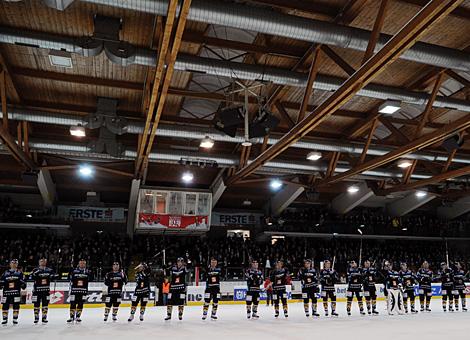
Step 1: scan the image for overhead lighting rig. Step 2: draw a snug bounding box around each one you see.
[178,157,218,168]
[213,80,279,143]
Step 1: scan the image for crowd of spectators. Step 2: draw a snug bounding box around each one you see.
[0,231,131,278]
[0,196,55,223]
[274,207,470,237]
[2,230,468,282]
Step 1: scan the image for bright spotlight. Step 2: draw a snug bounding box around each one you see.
[270,179,283,190]
[379,100,401,114]
[357,229,363,235]
[78,165,93,177]
[182,172,194,183]
[415,191,427,198]
[200,136,214,149]
[347,185,359,194]
[70,126,86,137]
[306,151,322,161]
[397,159,413,169]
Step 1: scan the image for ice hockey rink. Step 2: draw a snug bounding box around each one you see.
[1,300,468,340]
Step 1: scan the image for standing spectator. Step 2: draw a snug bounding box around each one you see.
[264,277,273,307]
[162,277,170,306]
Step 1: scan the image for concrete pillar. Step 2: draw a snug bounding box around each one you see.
[331,182,374,214]
[127,179,141,238]
[37,169,56,208]
[387,192,436,217]
[211,172,226,208]
[269,182,305,216]
[437,196,470,220]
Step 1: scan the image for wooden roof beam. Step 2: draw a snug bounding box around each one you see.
[414,71,445,139]
[135,0,191,178]
[297,46,322,123]
[379,163,470,195]
[226,0,463,185]
[362,0,389,65]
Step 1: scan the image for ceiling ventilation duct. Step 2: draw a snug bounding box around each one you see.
[4,107,470,166]
[94,14,136,66]
[67,15,136,64]
[75,36,103,57]
[75,0,470,72]
[1,28,470,112]
[104,41,136,66]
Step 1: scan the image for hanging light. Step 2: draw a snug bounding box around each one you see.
[182,172,194,183]
[347,185,360,194]
[270,179,282,190]
[306,151,322,161]
[415,190,427,198]
[397,159,413,168]
[70,126,86,137]
[78,164,93,177]
[200,136,215,149]
[379,100,401,114]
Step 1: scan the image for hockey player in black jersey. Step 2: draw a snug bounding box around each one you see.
[128,262,150,322]
[165,257,188,321]
[245,259,263,319]
[438,262,454,312]
[30,257,56,324]
[399,262,418,313]
[202,258,222,320]
[417,261,433,312]
[453,262,468,312]
[346,261,365,316]
[269,260,291,318]
[298,259,320,317]
[362,260,380,315]
[1,259,26,325]
[319,259,339,316]
[103,261,128,322]
[67,259,92,323]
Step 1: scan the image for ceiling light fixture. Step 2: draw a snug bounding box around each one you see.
[78,164,93,177]
[306,151,322,161]
[397,159,413,169]
[200,136,214,149]
[270,179,283,190]
[70,126,86,137]
[379,100,401,114]
[182,171,194,183]
[347,185,360,194]
[242,199,252,206]
[415,190,427,198]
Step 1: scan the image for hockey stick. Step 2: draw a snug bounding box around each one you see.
[52,248,61,294]
[357,228,363,266]
[445,239,449,267]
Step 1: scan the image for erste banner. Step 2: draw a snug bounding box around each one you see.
[57,206,125,222]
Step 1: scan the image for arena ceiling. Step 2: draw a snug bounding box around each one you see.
[0,0,469,214]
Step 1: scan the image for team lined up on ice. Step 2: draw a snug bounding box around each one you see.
[0,257,468,325]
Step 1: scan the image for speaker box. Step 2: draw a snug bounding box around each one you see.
[442,135,463,152]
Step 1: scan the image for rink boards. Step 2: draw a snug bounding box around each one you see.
[2,281,468,308]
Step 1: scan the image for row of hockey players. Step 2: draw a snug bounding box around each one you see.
[0,256,192,325]
[243,258,468,319]
[1,256,468,324]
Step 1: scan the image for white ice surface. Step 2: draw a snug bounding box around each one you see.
[1,300,468,340]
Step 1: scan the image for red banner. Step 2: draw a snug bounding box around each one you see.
[139,213,209,230]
